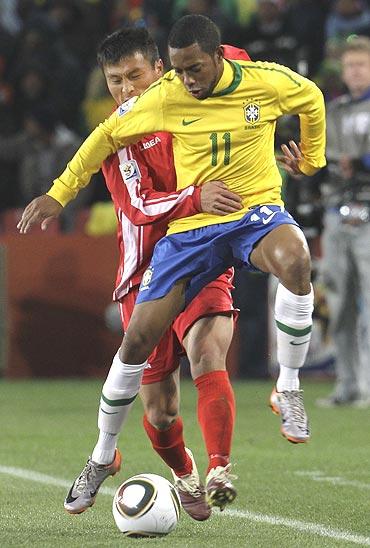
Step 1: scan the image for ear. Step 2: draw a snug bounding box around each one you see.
[216,45,224,61]
[155,59,164,76]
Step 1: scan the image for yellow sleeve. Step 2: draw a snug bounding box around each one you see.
[273,65,326,176]
[47,82,165,207]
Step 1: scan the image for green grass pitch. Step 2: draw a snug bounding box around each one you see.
[1,378,370,547]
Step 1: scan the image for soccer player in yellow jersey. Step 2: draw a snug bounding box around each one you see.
[19,15,326,445]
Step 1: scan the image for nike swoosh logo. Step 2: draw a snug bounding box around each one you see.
[290,340,310,346]
[101,409,119,415]
[182,118,202,126]
[262,212,277,224]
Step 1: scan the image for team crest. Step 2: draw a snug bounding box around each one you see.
[119,159,141,182]
[140,266,153,290]
[244,103,260,124]
[117,96,136,116]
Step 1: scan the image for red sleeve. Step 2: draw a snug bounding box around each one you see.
[104,135,202,227]
[222,44,251,61]
[123,177,202,226]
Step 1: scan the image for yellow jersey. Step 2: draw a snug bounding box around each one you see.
[49,59,326,235]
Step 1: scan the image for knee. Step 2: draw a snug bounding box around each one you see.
[119,330,152,363]
[189,344,226,378]
[144,401,178,431]
[277,243,311,285]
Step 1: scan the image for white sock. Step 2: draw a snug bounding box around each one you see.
[92,432,118,465]
[276,365,300,391]
[91,351,147,465]
[275,283,314,392]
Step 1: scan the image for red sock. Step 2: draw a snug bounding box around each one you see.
[194,370,235,473]
[143,415,193,477]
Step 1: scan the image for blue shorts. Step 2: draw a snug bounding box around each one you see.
[137,205,299,306]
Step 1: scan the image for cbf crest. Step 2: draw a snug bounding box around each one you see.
[140,266,154,291]
[244,102,260,124]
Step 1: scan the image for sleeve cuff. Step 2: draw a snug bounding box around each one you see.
[299,158,326,177]
[47,182,77,207]
[192,186,202,212]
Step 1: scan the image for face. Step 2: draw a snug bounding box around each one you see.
[103,52,163,106]
[169,43,224,100]
[341,50,370,97]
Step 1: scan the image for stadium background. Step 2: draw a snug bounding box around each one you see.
[0,0,365,378]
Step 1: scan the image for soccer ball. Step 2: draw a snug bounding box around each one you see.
[112,473,181,537]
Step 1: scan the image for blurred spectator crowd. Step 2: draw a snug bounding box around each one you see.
[1,0,370,232]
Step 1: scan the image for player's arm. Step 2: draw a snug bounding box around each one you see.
[123,178,242,226]
[276,66,326,176]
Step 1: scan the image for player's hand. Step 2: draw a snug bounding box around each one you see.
[276,140,304,178]
[17,195,63,234]
[200,180,243,215]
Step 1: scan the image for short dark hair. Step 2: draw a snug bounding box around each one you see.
[97,27,160,67]
[168,15,221,56]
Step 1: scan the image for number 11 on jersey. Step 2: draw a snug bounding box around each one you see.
[209,132,231,166]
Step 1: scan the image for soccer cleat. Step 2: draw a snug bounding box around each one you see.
[64,449,122,514]
[270,387,310,444]
[206,463,237,511]
[171,448,211,521]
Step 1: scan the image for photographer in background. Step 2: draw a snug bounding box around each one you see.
[317,36,370,407]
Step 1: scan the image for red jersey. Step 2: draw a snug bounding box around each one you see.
[101,45,250,301]
[102,133,201,299]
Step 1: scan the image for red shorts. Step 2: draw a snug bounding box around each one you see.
[118,269,237,384]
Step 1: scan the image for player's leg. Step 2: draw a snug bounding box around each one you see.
[183,312,237,510]
[64,342,143,514]
[63,345,127,514]
[250,223,312,443]
[120,279,187,364]
[120,226,232,367]
[140,367,211,521]
[64,229,224,514]
[173,271,237,509]
[64,288,163,515]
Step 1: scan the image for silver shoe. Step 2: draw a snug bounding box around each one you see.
[64,449,121,514]
[270,388,310,443]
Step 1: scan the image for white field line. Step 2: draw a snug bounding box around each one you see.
[295,470,370,490]
[0,465,116,496]
[224,509,370,546]
[1,465,370,546]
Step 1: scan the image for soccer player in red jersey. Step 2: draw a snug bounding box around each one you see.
[21,28,249,518]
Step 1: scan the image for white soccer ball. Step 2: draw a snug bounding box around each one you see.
[112,473,181,538]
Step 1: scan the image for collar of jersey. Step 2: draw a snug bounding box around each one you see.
[211,60,242,97]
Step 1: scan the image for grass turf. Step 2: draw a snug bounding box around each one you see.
[1,378,369,547]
